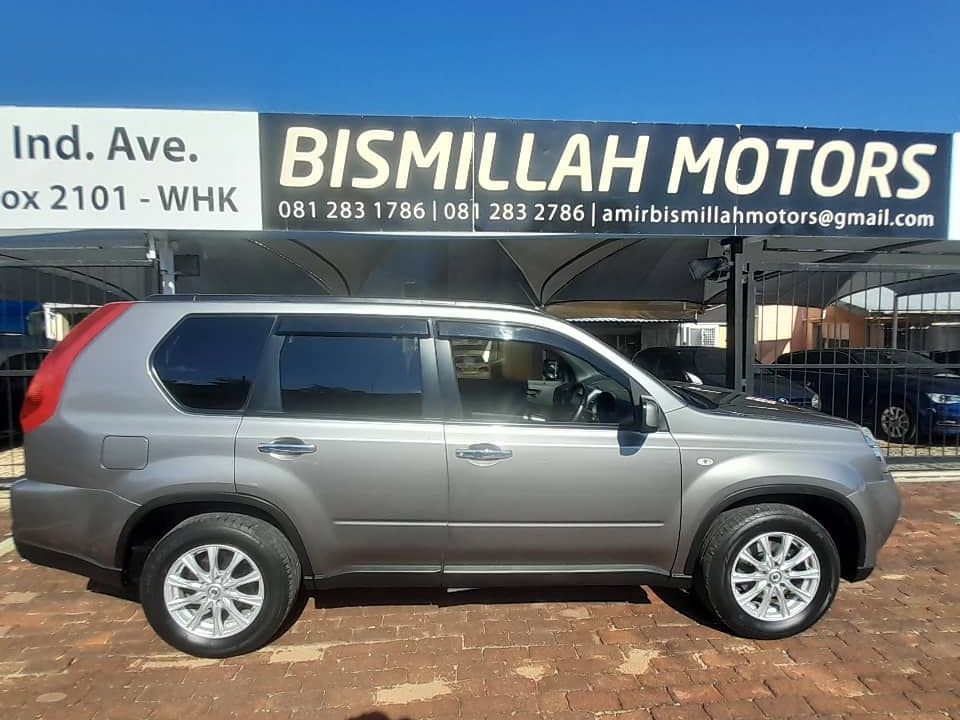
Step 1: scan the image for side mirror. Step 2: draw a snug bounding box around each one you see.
[686,371,704,385]
[636,396,662,433]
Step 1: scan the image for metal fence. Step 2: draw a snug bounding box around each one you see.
[0,262,158,483]
[748,262,960,461]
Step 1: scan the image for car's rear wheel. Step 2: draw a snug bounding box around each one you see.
[140,513,301,657]
[695,503,840,639]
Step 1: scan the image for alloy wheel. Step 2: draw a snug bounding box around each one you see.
[163,544,265,639]
[880,405,911,440]
[730,532,821,622]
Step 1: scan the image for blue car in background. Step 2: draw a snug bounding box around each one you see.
[775,348,960,443]
[633,346,821,410]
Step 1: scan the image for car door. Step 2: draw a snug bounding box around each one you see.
[436,320,682,579]
[234,314,448,581]
[814,349,851,419]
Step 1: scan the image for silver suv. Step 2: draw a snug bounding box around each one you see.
[12,296,900,657]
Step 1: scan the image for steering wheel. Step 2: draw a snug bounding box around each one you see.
[570,383,604,422]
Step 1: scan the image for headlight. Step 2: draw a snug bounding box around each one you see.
[861,426,884,461]
[810,393,822,410]
[926,393,960,404]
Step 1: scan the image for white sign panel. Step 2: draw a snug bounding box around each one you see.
[0,107,262,230]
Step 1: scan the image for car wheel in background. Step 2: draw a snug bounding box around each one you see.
[140,513,301,657]
[878,400,916,443]
[695,503,840,639]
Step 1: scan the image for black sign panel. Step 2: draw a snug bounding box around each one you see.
[259,114,473,232]
[259,114,952,238]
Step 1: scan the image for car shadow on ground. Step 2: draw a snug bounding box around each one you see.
[87,578,727,636]
[647,585,727,632]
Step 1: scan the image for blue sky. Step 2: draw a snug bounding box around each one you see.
[1,0,957,132]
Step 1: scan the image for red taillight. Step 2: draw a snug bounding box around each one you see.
[20,302,134,433]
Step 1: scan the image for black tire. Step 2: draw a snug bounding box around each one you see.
[695,503,840,640]
[140,512,301,657]
[876,398,916,443]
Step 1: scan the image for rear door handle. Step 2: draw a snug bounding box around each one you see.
[455,444,513,462]
[258,438,316,456]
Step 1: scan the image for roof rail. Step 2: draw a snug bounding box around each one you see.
[143,294,544,314]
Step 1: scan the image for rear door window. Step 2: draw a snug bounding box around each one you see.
[278,335,424,419]
[153,315,274,412]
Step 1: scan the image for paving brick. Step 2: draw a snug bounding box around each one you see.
[668,684,723,704]
[703,700,765,720]
[537,689,571,713]
[716,680,773,701]
[754,694,813,717]
[566,690,621,712]
[803,692,866,714]
[907,690,960,711]
[856,692,921,713]
[651,705,712,720]
[619,686,673,709]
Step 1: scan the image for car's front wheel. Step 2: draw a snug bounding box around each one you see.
[695,503,840,639]
[140,513,301,657]
[878,400,916,443]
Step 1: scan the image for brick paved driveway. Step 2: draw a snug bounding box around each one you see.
[1,483,958,720]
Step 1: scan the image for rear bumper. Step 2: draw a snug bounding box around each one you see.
[11,478,139,584]
[14,539,123,588]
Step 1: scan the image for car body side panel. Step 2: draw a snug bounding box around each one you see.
[18,303,244,569]
[235,417,448,577]
[443,423,682,575]
[664,403,890,576]
[12,478,139,571]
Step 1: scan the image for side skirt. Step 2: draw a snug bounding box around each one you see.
[304,568,692,591]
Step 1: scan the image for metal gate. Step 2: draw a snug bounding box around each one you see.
[0,261,159,482]
[742,256,960,461]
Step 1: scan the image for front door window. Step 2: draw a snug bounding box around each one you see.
[448,336,634,425]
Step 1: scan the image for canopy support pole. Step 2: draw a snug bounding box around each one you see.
[146,232,176,295]
[722,237,756,394]
[891,294,899,349]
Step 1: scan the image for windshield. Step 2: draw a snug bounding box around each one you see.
[693,349,726,375]
[666,382,723,409]
[851,349,941,366]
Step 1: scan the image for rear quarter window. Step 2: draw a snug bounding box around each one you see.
[153,315,274,412]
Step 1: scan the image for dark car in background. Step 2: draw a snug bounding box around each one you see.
[774,348,960,443]
[633,346,821,410]
[928,349,960,367]
[0,349,50,441]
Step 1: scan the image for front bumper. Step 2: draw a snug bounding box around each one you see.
[11,478,139,586]
[846,469,901,580]
[920,403,960,436]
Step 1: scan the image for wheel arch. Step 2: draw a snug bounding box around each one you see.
[682,484,866,582]
[116,493,314,583]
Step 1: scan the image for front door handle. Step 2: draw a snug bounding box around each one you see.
[258,438,316,456]
[455,444,513,462]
